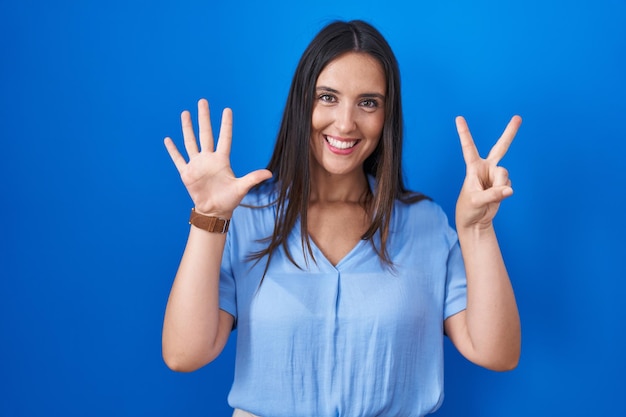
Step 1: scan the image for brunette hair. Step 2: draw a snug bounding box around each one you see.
[249,19,427,271]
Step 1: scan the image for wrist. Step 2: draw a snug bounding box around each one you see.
[456,222,496,241]
[192,206,233,219]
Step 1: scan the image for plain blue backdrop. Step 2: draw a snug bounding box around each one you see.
[1,0,625,416]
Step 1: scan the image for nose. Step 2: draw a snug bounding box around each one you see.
[335,103,356,134]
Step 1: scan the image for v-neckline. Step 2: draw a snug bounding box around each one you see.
[308,234,367,269]
[290,218,368,270]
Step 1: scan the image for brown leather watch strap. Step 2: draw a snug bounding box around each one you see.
[189,208,230,234]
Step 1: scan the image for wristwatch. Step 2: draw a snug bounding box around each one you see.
[189,208,230,234]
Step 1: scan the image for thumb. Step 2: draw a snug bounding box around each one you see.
[239,169,273,193]
[472,186,513,207]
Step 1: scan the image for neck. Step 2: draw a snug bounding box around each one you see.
[309,170,370,204]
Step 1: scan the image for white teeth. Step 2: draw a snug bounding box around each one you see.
[326,136,357,150]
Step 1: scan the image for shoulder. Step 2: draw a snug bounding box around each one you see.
[387,199,460,261]
[395,198,448,224]
[393,198,456,241]
[397,197,444,215]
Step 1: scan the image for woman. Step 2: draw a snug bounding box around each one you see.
[162,20,521,417]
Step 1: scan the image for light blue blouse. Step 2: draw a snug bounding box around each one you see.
[219,182,467,417]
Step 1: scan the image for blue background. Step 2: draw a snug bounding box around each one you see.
[1,0,625,416]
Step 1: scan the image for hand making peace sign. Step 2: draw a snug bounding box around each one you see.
[164,99,273,218]
[455,115,522,231]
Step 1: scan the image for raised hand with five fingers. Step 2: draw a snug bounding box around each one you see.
[162,99,272,372]
[454,115,522,231]
[164,99,273,219]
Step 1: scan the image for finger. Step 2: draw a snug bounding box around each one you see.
[215,108,233,155]
[487,115,522,163]
[181,110,199,157]
[456,116,481,165]
[197,98,214,152]
[491,166,510,188]
[164,137,188,173]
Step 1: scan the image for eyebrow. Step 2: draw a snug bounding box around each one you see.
[316,86,386,100]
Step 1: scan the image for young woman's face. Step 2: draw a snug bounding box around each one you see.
[310,52,386,179]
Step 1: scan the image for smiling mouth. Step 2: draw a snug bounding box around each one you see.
[325,135,359,150]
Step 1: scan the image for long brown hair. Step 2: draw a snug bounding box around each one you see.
[248,20,428,272]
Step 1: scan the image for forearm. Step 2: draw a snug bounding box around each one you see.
[162,226,228,371]
[456,224,521,370]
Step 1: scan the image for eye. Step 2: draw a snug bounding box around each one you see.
[360,98,380,109]
[318,93,336,103]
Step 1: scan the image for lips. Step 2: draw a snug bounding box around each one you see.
[325,135,359,150]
